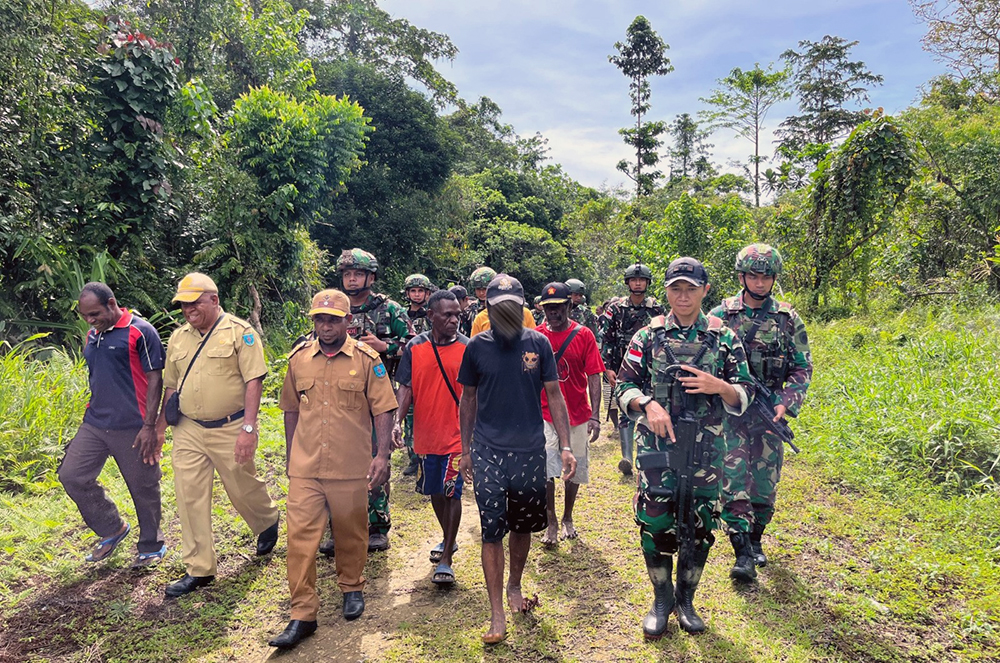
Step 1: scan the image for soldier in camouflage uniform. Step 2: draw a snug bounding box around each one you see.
[531,296,545,326]
[449,285,474,337]
[401,274,434,477]
[614,257,755,638]
[709,244,812,569]
[466,266,496,323]
[600,264,664,476]
[335,249,414,552]
[566,279,599,336]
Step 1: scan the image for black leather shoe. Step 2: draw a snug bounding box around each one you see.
[268,619,317,649]
[318,538,335,558]
[343,591,365,620]
[164,574,214,598]
[256,519,280,556]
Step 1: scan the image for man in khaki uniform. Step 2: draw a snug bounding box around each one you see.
[156,273,280,598]
[269,289,397,650]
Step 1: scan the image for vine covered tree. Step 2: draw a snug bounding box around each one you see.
[701,63,790,206]
[609,15,673,196]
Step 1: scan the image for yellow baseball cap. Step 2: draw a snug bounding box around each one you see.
[172,272,218,303]
[308,289,350,317]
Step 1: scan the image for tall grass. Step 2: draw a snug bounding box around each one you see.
[797,306,1000,494]
[0,335,87,492]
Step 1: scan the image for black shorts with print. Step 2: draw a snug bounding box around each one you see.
[471,443,548,543]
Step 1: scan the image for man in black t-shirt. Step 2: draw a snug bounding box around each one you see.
[458,274,576,645]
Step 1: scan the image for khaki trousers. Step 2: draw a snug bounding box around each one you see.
[287,476,368,621]
[172,417,278,576]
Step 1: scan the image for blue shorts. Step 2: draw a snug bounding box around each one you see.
[416,452,463,499]
[471,443,547,543]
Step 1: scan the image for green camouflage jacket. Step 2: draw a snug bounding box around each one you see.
[599,295,665,372]
[708,295,812,417]
[347,292,413,360]
[407,306,432,336]
[570,303,599,336]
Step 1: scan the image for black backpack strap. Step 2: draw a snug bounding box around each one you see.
[177,313,225,395]
[430,341,460,407]
[553,324,583,363]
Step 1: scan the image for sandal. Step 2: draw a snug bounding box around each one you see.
[429,541,459,564]
[431,562,455,586]
[132,544,167,568]
[85,523,131,563]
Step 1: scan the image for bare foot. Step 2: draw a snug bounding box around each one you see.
[482,612,506,644]
[560,520,578,540]
[540,525,559,546]
[507,585,540,614]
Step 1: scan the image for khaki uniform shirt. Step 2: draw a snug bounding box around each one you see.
[279,336,398,480]
[163,311,267,421]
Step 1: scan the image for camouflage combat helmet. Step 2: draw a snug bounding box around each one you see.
[623,263,653,284]
[735,243,783,276]
[469,266,497,289]
[565,278,587,295]
[403,273,433,290]
[336,248,379,274]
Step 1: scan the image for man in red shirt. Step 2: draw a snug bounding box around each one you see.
[536,282,605,544]
[393,289,468,585]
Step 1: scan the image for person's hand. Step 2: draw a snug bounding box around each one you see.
[148,431,166,465]
[391,421,405,450]
[234,429,257,465]
[459,453,473,484]
[643,399,675,442]
[133,425,157,465]
[360,333,388,354]
[677,365,726,395]
[773,403,788,422]
[560,448,577,481]
[587,418,601,443]
[604,369,617,388]
[367,454,390,490]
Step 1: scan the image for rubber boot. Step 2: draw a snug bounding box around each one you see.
[751,522,767,567]
[728,532,758,581]
[675,546,710,633]
[618,422,634,476]
[402,448,419,477]
[642,554,674,640]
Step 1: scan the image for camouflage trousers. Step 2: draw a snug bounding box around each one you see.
[368,433,390,535]
[720,434,754,534]
[403,406,414,451]
[722,430,783,530]
[633,427,725,559]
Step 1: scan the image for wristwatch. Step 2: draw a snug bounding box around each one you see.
[241,423,256,434]
[636,396,653,413]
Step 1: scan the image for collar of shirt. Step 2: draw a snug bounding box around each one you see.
[305,335,358,359]
[664,311,709,332]
[178,309,232,338]
[113,309,134,329]
[737,294,775,314]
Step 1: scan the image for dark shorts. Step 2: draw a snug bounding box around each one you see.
[471,443,547,543]
[416,452,464,499]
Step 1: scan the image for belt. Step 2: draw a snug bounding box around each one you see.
[190,409,245,429]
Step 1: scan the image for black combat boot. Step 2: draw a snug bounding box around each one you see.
[728,532,758,581]
[642,554,674,640]
[618,424,634,476]
[750,522,767,567]
[675,546,710,634]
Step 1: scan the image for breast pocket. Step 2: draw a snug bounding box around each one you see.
[338,378,365,411]
[295,376,316,410]
[205,341,236,375]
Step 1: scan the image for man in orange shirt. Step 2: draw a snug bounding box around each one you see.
[393,289,468,585]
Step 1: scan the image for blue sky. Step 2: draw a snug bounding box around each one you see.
[381,0,946,189]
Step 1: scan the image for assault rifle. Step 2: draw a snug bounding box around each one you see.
[634,365,712,572]
[739,378,799,453]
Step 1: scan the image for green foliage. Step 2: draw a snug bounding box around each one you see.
[609,15,673,196]
[0,336,88,492]
[667,113,712,181]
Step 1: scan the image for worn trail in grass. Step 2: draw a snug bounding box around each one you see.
[4,413,995,662]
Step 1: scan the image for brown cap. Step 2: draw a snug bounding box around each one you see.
[308,289,350,317]
[172,272,218,303]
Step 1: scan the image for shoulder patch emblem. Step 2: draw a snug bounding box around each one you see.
[243,333,255,346]
[373,363,387,378]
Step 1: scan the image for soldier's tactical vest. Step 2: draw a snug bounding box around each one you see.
[649,317,724,422]
[722,297,792,390]
[348,293,394,341]
[408,307,431,335]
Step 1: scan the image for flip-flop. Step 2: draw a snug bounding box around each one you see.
[431,562,455,586]
[85,523,131,563]
[131,544,166,568]
[429,541,459,563]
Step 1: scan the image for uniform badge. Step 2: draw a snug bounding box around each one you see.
[374,363,387,378]
[243,333,255,346]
